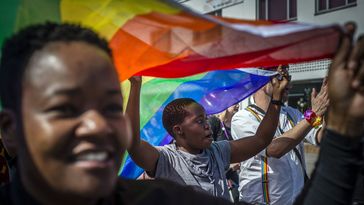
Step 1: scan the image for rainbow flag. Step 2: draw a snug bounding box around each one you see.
[0,0,341,178]
[1,0,341,81]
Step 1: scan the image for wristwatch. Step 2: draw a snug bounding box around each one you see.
[270,99,284,106]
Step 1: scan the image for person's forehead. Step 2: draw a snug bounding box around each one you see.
[25,42,115,83]
[22,41,121,99]
[185,103,205,116]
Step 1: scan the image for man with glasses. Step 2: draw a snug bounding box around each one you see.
[231,65,329,205]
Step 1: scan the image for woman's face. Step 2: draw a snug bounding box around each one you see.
[19,41,129,200]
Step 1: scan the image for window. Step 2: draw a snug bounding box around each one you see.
[257,0,297,21]
[206,9,222,17]
[316,0,356,14]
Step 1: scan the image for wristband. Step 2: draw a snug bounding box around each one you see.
[304,109,322,128]
[270,99,284,106]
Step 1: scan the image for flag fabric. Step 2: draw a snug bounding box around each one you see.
[121,68,277,178]
[1,0,341,81]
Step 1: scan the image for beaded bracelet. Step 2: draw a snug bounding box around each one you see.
[304,109,322,128]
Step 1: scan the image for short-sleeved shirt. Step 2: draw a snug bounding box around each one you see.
[231,105,318,205]
[155,141,231,200]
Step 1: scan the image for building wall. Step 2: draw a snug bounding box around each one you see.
[297,0,364,36]
[180,0,364,34]
[222,1,256,20]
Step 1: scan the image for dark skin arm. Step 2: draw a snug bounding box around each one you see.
[126,77,159,175]
[230,66,290,163]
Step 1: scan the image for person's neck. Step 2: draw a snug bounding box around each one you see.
[219,112,231,128]
[20,169,100,205]
[253,93,271,112]
[176,142,203,155]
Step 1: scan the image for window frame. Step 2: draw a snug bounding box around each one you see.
[315,0,357,15]
[256,0,297,21]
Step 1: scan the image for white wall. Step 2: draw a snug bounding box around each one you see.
[222,1,256,20]
[297,0,364,38]
[180,0,248,15]
[182,0,210,13]
[181,0,363,35]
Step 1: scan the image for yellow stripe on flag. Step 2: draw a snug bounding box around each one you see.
[61,0,180,40]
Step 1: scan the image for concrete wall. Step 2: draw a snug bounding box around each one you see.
[297,0,364,38]
[180,0,248,15]
[222,1,256,20]
[180,0,363,35]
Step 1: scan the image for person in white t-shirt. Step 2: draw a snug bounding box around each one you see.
[231,65,329,205]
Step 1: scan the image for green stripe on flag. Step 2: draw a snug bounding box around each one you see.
[0,0,21,52]
[139,73,206,129]
[15,0,61,31]
[0,0,61,54]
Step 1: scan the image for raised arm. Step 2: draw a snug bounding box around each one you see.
[126,76,159,174]
[230,67,289,163]
[267,79,329,158]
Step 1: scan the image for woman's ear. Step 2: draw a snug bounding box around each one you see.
[0,110,18,158]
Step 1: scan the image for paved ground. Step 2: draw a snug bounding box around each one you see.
[304,143,320,176]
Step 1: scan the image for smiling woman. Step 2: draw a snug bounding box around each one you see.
[0,23,128,205]
[0,22,234,205]
[21,41,127,198]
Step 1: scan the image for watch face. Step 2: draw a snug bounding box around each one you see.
[276,74,283,81]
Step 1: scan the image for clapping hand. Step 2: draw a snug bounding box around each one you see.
[311,77,329,117]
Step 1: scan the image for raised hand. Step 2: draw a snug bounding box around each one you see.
[311,77,329,117]
[129,75,142,85]
[271,65,290,101]
[327,23,364,137]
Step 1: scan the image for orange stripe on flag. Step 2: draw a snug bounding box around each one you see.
[110,11,221,80]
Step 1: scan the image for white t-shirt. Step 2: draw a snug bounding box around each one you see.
[155,141,231,200]
[231,105,318,205]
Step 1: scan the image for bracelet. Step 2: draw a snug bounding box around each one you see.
[270,99,284,106]
[304,109,322,128]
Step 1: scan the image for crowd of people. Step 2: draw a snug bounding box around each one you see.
[0,21,363,205]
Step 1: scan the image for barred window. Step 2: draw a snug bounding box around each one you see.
[316,0,356,14]
[257,0,297,21]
